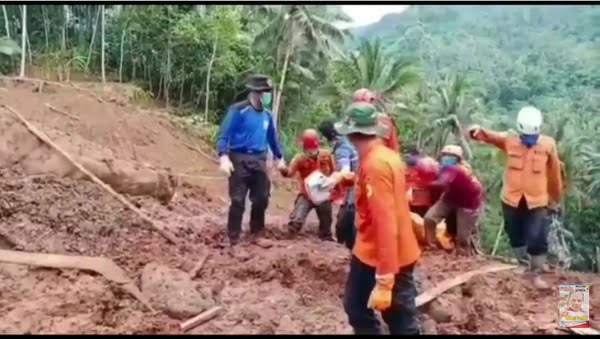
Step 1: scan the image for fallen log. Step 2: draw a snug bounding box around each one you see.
[416,263,517,307]
[189,253,210,278]
[2,105,179,245]
[182,141,219,164]
[45,103,80,121]
[180,306,223,332]
[0,249,156,313]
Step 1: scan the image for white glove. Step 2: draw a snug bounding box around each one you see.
[276,158,286,170]
[219,155,234,176]
[406,188,413,202]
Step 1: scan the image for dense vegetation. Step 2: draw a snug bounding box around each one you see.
[0,5,598,271]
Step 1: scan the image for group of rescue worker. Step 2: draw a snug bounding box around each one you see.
[216,74,563,335]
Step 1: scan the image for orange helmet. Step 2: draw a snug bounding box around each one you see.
[352,88,376,104]
[300,129,319,152]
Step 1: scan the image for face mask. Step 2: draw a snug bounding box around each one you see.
[520,134,539,148]
[404,155,418,167]
[440,155,458,168]
[261,92,272,108]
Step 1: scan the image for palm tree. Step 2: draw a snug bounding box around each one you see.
[253,5,351,123]
[416,74,478,159]
[321,38,420,111]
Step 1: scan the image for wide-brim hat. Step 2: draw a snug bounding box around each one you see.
[334,102,385,137]
[245,74,273,92]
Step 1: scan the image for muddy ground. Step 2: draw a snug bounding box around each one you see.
[0,78,598,334]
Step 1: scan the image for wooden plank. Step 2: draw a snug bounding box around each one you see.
[180,306,223,332]
[416,263,517,307]
[2,105,179,245]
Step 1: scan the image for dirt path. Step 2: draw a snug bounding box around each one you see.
[0,78,597,334]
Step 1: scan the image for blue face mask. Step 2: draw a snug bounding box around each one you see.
[520,134,539,148]
[440,155,458,168]
[404,155,419,167]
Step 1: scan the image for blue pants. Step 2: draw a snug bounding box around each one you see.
[502,198,548,256]
[343,256,420,335]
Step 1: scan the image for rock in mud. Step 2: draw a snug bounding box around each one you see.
[141,263,215,320]
[426,299,453,324]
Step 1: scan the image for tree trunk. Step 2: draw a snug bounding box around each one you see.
[86,7,100,70]
[100,5,105,83]
[274,38,293,128]
[165,47,170,107]
[17,5,32,65]
[2,5,10,39]
[118,28,126,82]
[164,5,171,108]
[451,115,473,160]
[41,5,49,49]
[19,5,26,78]
[61,5,68,50]
[204,33,218,123]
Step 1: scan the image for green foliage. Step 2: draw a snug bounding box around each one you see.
[355,5,599,270]
[2,4,599,270]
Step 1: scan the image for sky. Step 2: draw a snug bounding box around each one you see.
[337,5,410,29]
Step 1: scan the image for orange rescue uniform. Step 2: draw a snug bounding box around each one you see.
[352,139,420,275]
[472,129,562,208]
[282,149,336,197]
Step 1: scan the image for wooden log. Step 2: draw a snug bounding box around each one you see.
[1,104,179,245]
[45,103,80,121]
[0,249,156,313]
[182,141,219,164]
[416,263,517,307]
[189,253,210,278]
[180,306,223,332]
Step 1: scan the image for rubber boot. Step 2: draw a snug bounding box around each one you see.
[529,254,550,290]
[512,246,528,274]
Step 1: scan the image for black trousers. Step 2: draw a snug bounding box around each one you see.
[335,203,356,249]
[288,195,333,239]
[502,198,548,256]
[343,256,420,335]
[227,152,270,242]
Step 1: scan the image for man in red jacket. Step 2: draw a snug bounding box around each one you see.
[404,145,440,217]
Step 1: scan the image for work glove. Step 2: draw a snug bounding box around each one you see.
[468,124,482,139]
[219,155,234,176]
[276,158,286,170]
[367,274,394,312]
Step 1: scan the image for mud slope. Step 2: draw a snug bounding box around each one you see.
[0,78,597,334]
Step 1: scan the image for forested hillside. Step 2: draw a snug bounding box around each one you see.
[351,5,600,271]
[0,4,598,271]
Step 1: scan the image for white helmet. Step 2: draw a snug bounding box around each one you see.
[517,106,542,135]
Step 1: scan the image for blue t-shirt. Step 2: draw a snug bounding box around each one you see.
[216,101,283,159]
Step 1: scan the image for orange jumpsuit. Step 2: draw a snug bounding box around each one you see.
[282,149,336,198]
[353,139,420,275]
[281,149,336,239]
[472,129,562,207]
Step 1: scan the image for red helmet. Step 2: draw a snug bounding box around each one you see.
[352,88,376,104]
[300,129,319,152]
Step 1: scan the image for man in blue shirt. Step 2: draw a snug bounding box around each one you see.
[318,119,359,250]
[216,74,286,253]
